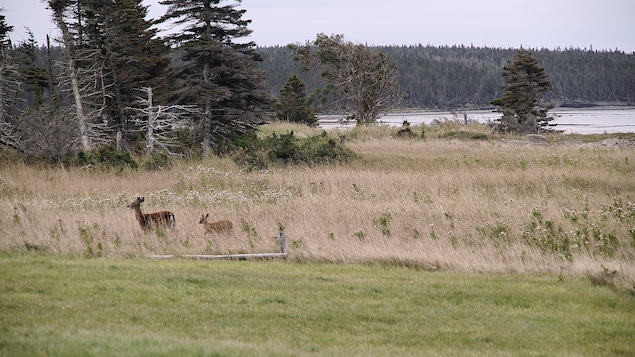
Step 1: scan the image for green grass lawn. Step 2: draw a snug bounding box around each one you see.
[1,254,633,356]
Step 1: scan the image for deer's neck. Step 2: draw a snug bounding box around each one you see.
[134,207,145,223]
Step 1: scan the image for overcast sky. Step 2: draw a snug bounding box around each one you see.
[2,0,634,52]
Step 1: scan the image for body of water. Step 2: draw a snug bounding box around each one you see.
[318,106,635,134]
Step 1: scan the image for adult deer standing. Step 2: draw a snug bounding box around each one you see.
[199,214,233,234]
[127,197,175,232]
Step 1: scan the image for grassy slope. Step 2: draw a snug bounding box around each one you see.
[1,255,634,356]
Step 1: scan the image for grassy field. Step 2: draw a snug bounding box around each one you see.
[1,255,634,356]
[1,123,634,288]
[1,122,634,354]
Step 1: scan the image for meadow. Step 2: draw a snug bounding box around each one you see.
[1,122,634,290]
[1,122,635,355]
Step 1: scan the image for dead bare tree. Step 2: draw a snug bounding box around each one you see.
[16,103,79,161]
[128,87,199,157]
[0,35,25,151]
[49,1,117,150]
[49,2,91,150]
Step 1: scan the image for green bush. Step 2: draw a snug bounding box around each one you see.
[439,130,489,140]
[234,131,354,169]
[66,145,138,170]
[142,152,172,171]
[395,120,420,139]
[300,131,354,164]
[0,148,23,166]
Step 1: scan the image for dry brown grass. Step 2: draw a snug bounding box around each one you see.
[2,124,634,291]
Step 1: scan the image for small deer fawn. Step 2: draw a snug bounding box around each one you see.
[127,197,175,232]
[199,213,233,234]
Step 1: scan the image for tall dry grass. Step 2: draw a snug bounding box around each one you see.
[1,125,634,291]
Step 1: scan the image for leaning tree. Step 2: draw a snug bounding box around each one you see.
[290,33,400,126]
[491,48,554,134]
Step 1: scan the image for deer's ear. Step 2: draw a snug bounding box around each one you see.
[206,213,209,218]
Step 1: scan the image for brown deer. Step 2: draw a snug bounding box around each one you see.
[127,197,175,232]
[199,213,233,234]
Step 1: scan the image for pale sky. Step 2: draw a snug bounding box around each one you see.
[2,0,634,52]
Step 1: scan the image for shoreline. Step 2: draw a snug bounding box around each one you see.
[318,106,635,134]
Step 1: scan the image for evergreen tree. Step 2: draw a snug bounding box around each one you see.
[0,8,11,47]
[47,0,169,150]
[91,0,171,149]
[490,49,554,133]
[158,0,272,155]
[48,0,91,149]
[15,30,50,107]
[0,8,21,127]
[273,74,316,126]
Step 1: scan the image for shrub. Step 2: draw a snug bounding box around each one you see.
[300,131,354,164]
[395,120,419,139]
[0,148,23,166]
[66,145,138,170]
[439,130,489,140]
[234,131,354,169]
[142,152,172,171]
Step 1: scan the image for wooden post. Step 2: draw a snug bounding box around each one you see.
[279,231,287,254]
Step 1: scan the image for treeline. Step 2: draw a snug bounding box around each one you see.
[2,0,634,165]
[6,43,634,114]
[257,45,635,109]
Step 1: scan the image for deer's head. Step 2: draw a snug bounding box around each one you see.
[127,196,145,209]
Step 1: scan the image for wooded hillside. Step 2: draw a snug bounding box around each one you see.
[257,45,635,109]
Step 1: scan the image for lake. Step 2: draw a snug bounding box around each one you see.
[318,106,635,134]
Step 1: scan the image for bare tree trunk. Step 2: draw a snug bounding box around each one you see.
[53,9,91,150]
[0,47,6,124]
[145,87,154,156]
[116,130,123,152]
[202,99,212,156]
[202,62,212,156]
[70,65,90,149]
[46,35,55,107]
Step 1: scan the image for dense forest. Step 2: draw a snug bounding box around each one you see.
[257,45,635,109]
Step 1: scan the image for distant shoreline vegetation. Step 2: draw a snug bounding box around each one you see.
[257,45,635,109]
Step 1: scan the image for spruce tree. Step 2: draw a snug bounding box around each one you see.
[0,8,21,126]
[15,31,50,107]
[74,0,169,142]
[274,74,316,126]
[0,8,11,47]
[158,0,272,155]
[97,0,170,148]
[491,49,554,133]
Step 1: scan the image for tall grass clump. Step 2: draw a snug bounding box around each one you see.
[0,121,634,292]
